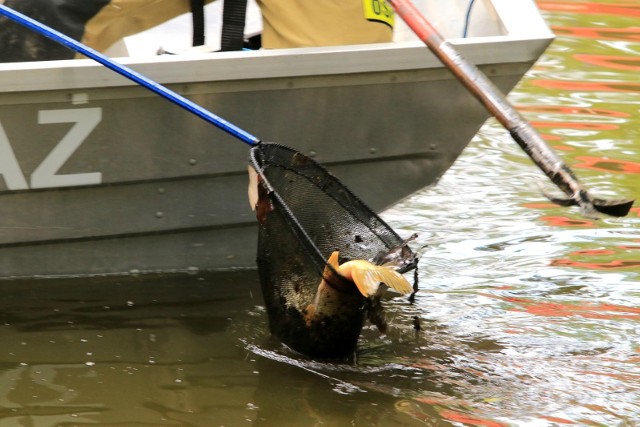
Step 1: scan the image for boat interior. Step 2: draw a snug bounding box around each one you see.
[106,0,548,58]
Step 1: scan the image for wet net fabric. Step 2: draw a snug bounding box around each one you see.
[250,143,417,358]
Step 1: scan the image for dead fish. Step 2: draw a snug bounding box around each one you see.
[248,165,413,358]
[305,250,412,326]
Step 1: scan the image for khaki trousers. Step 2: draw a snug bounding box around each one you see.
[82,0,215,52]
[258,0,393,48]
[82,0,392,52]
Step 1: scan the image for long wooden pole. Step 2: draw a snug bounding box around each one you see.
[389,0,633,217]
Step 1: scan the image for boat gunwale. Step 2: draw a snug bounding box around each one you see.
[0,35,553,93]
[0,0,554,93]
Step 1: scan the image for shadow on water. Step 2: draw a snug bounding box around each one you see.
[0,271,265,425]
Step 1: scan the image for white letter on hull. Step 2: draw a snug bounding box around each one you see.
[31,108,103,189]
[0,121,29,190]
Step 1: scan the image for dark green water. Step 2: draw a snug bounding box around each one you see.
[0,1,639,425]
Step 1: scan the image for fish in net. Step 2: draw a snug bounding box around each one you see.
[248,143,419,359]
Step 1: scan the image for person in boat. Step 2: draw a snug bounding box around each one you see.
[0,0,394,62]
[257,0,394,48]
[0,0,216,62]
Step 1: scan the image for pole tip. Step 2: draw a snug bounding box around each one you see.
[592,198,635,218]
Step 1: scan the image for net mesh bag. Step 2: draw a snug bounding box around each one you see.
[249,143,418,358]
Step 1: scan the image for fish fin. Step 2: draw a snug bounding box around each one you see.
[345,261,413,297]
[305,303,316,326]
[378,267,414,295]
[321,251,341,280]
[327,251,340,268]
[247,166,259,211]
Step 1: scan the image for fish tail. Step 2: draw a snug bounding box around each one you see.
[348,261,413,297]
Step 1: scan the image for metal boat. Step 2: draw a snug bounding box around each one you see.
[0,0,553,278]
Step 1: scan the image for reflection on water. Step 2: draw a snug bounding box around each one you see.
[1,1,640,426]
[0,272,266,425]
[573,156,640,174]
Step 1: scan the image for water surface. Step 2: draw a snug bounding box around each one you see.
[1,1,639,425]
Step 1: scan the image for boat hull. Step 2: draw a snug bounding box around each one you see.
[0,14,553,277]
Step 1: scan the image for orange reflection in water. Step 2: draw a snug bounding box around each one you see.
[571,249,616,256]
[531,121,619,131]
[539,216,595,227]
[438,409,508,427]
[619,245,640,250]
[539,415,577,425]
[574,54,640,72]
[485,294,640,320]
[551,26,640,41]
[552,247,640,270]
[397,398,509,427]
[518,105,630,118]
[536,1,640,18]
[573,156,640,174]
[533,80,640,93]
[518,105,628,139]
[551,258,640,270]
